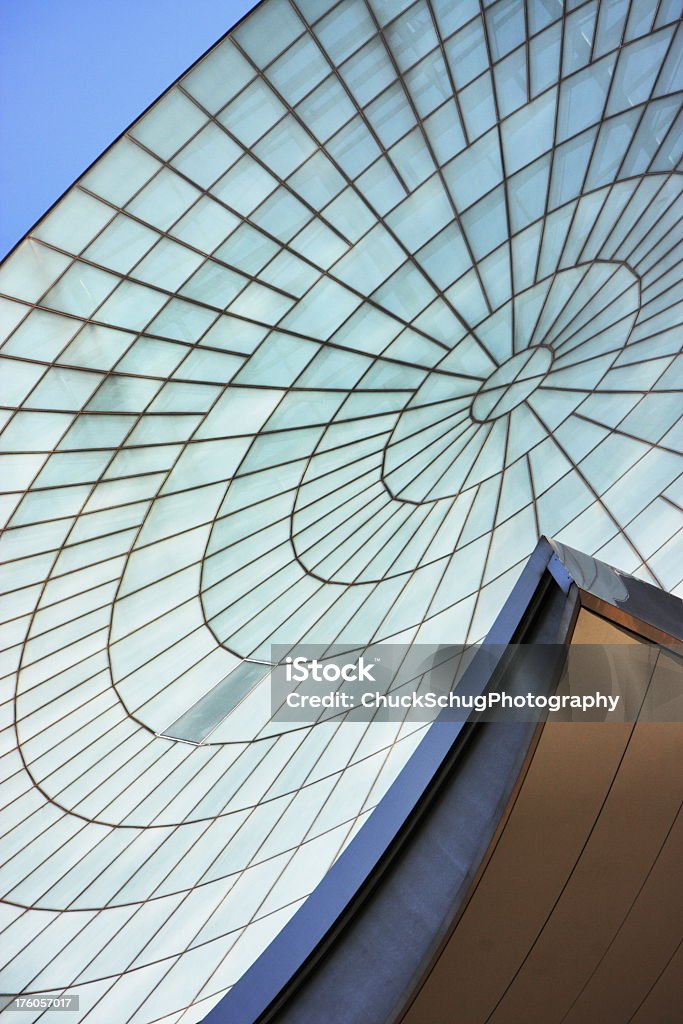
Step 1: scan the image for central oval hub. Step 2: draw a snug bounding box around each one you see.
[471,347,553,422]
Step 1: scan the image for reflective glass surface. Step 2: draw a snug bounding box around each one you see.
[0,0,682,1021]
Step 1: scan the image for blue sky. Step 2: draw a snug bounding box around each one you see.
[0,0,255,257]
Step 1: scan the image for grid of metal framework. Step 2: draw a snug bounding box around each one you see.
[0,0,681,1021]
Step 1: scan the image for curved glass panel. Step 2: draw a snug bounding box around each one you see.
[0,1,681,1021]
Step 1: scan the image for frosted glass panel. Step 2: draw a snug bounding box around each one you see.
[0,2,681,1022]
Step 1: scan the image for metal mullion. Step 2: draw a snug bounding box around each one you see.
[580,174,672,276]
[2,527,138,574]
[552,299,642,362]
[192,299,479,643]
[525,450,541,538]
[573,413,681,455]
[523,0,532,105]
[1,685,125,816]
[84,750,313,1021]
[528,165,671,354]
[36,726,172,830]
[113,599,219,686]
[200,465,382,598]
[619,183,683,269]
[557,24,679,280]
[530,152,627,355]
[31,213,292,326]
[588,0,603,63]
[401,473,483,650]
[8,749,232,996]
[382,412,475,500]
[7,698,117,791]
[460,413,512,644]
[567,7,658,245]
[634,206,683,279]
[5,202,448,671]
[131,728,389,1024]
[524,352,681,587]
[483,355,544,421]
[152,491,403,708]
[207,455,389,575]
[0,289,245,363]
[280,5,410,196]
[530,2,568,287]
[256,1,493,343]
[0,482,212,547]
[0,735,171,898]
[415,85,683,231]
[641,265,683,312]
[0,344,241,393]
[372,454,484,645]
[164,85,353,247]
[294,483,391,567]
[424,420,495,505]
[252,23,584,206]
[3,575,126,639]
[18,764,209,939]
[18,624,119,689]
[2,155,244,672]
[143,44,359,245]
[210,482,375,591]
[68,32,676,374]
[365,0,499,335]
[123,447,387,603]
[620,187,683,275]
[650,0,667,34]
[332,90,683,313]
[6,372,428,667]
[0,575,120,632]
[387,416,485,509]
[226,554,338,648]
[275,539,412,671]
[4,289,441,370]
[620,288,683,336]
[318,498,446,624]
[380,399,473,464]
[305,497,418,593]
[661,492,682,512]
[6,470,164,497]
[29,565,196,660]
[1,401,417,482]
[527,262,597,352]
[546,264,637,353]
[423,0,471,145]
[538,381,679,394]
[72,185,299,305]
[202,464,394,599]
[542,342,662,375]
[0,24,466,950]
[0,429,196,455]
[0,729,153,892]
[478,0,518,335]
[10,345,229,747]
[130,120,454,356]
[576,178,648,266]
[300,477,414,572]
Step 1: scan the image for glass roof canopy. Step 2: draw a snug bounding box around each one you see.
[0,0,681,1021]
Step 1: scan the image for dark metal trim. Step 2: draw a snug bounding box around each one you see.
[204,536,681,1024]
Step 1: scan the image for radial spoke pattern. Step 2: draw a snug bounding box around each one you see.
[0,0,682,1021]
